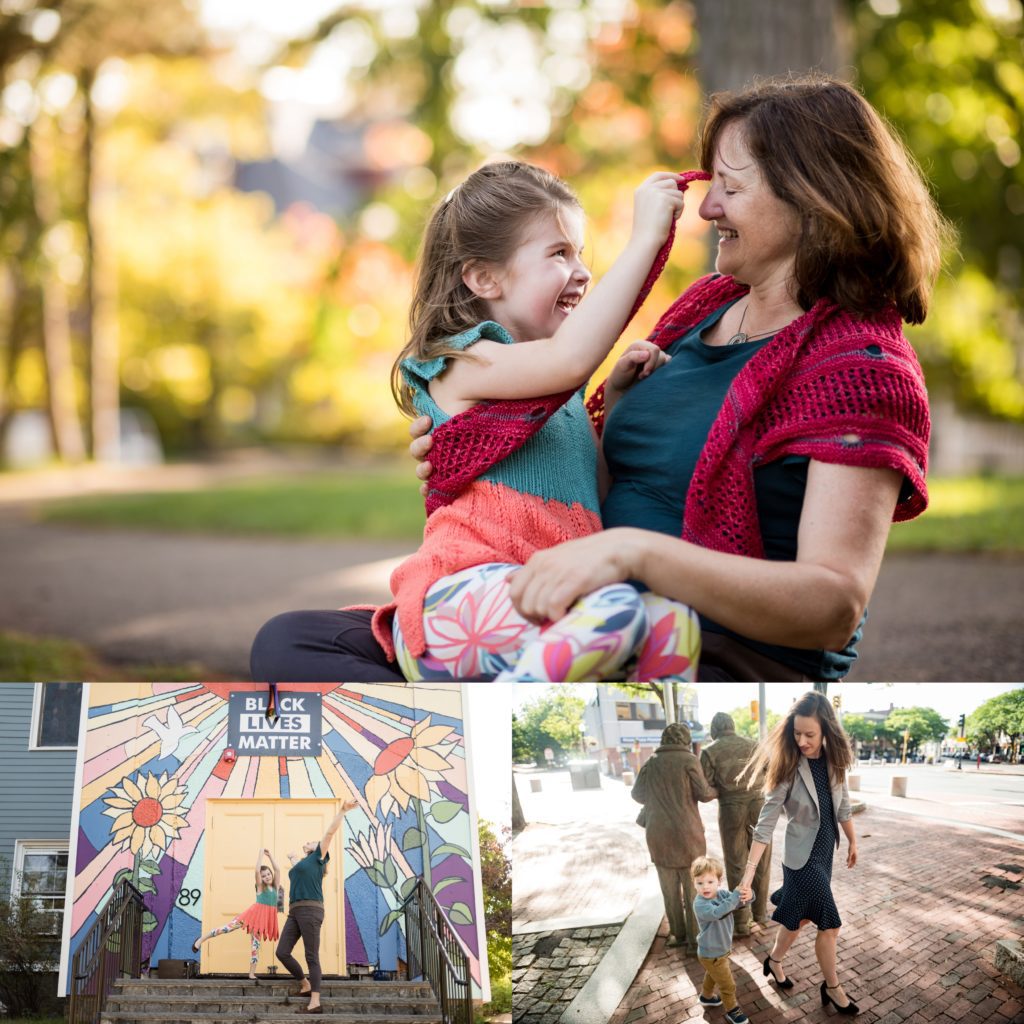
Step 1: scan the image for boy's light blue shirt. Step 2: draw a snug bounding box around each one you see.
[693,887,752,959]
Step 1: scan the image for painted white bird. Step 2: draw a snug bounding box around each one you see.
[144,706,198,760]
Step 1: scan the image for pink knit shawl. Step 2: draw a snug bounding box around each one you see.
[422,252,931,560]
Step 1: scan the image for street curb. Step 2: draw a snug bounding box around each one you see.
[514,911,629,935]
[559,869,663,1024]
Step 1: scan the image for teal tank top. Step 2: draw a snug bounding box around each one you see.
[400,321,600,516]
[255,887,278,907]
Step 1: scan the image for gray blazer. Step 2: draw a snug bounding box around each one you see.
[751,756,851,870]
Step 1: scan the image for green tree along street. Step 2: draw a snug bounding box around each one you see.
[726,704,782,741]
[516,691,586,766]
[966,687,1024,757]
[884,706,951,755]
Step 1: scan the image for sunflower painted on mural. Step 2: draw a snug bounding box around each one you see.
[102,770,188,857]
[365,715,457,818]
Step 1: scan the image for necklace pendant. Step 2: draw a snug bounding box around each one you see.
[726,331,748,346]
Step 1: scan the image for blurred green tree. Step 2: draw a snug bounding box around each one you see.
[855,0,1024,420]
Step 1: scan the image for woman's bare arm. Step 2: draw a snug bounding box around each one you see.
[509,461,903,651]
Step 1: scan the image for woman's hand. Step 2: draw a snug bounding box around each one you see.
[508,528,643,621]
[408,415,434,497]
[739,882,753,904]
[846,842,858,869]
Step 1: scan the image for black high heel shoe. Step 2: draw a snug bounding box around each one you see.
[821,981,859,1015]
[763,956,794,989]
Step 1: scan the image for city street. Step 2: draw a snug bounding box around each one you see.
[513,759,1024,1024]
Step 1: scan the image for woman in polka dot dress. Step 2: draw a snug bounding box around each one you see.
[738,691,860,1015]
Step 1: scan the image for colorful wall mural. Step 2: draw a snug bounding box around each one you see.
[60,683,485,997]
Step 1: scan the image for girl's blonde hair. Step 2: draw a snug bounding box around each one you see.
[390,160,582,417]
[738,690,855,794]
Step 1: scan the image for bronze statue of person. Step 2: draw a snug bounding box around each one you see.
[631,722,717,952]
[701,712,771,935]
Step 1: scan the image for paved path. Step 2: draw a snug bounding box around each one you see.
[1,460,1023,678]
[0,513,407,676]
[513,766,1024,1024]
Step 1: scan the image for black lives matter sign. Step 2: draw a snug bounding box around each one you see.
[227,690,323,755]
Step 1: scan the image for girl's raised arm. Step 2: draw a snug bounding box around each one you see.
[442,174,686,404]
[264,847,280,886]
[254,847,264,887]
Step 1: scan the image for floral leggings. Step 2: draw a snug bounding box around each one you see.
[204,919,260,965]
[394,562,700,682]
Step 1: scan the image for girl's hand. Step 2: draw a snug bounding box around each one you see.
[340,799,358,813]
[609,340,671,393]
[508,528,641,622]
[630,172,687,251]
[847,843,858,869]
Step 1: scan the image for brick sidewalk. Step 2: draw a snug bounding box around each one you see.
[607,807,1024,1024]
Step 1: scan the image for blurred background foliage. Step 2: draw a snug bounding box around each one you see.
[0,0,1021,464]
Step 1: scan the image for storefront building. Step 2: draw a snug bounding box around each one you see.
[57,684,488,999]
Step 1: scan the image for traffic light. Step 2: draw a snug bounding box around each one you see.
[750,700,759,719]
[832,694,842,710]
[957,713,966,737]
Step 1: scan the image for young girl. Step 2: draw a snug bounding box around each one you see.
[192,847,280,979]
[372,160,702,682]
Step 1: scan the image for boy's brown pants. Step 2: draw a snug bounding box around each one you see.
[698,952,737,1011]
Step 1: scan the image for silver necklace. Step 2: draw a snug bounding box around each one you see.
[726,303,788,345]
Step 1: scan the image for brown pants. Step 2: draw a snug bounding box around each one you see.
[276,902,324,993]
[698,952,738,1011]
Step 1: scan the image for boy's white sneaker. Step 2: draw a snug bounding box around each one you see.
[698,994,723,1007]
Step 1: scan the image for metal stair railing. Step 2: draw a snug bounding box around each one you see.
[68,879,146,1024]
[401,878,473,1024]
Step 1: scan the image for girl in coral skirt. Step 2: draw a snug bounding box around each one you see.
[192,847,281,979]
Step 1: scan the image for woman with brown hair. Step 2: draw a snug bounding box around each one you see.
[738,691,859,1014]
[251,72,950,683]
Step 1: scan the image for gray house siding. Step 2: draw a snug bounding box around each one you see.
[0,683,78,889]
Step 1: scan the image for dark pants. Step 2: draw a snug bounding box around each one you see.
[276,902,325,993]
[250,607,811,683]
[251,609,403,682]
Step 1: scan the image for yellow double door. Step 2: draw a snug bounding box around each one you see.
[201,799,345,976]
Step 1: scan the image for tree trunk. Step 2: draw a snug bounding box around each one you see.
[81,68,121,462]
[691,0,851,99]
[28,116,86,464]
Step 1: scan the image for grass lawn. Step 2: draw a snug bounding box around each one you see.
[37,469,426,540]
[33,471,1024,553]
[886,475,1024,553]
[0,629,222,681]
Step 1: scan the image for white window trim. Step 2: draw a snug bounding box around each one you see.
[29,683,80,751]
[11,839,70,900]
[11,840,69,973]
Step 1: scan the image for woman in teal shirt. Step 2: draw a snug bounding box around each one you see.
[276,800,357,1014]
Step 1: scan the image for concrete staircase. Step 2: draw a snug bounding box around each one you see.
[99,977,442,1024]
